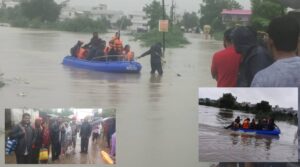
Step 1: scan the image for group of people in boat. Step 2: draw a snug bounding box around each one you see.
[70,32,134,61]
[225,116,278,131]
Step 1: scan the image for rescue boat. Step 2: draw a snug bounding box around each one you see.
[62,56,142,73]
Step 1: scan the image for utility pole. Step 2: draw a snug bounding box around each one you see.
[170,0,175,28]
[162,0,166,57]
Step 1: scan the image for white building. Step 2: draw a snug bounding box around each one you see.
[89,4,124,25]
[1,0,20,8]
[128,11,149,32]
[6,108,39,128]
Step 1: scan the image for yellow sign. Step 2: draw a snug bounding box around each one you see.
[159,20,169,32]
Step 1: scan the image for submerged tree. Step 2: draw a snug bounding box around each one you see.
[199,0,242,31]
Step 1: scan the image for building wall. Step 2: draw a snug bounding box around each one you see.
[128,12,149,32]
[6,108,39,129]
[222,14,251,26]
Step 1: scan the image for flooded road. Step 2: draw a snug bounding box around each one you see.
[0,26,218,166]
[199,105,298,162]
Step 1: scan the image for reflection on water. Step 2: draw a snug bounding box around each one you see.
[199,105,298,162]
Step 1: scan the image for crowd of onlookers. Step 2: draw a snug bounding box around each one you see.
[6,113,116,164]
[211,15,300,88]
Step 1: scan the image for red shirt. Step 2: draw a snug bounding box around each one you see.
[211,46,241,87]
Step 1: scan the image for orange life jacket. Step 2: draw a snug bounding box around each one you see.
[77,48,87,59]
[113,39,123,54]
[242,120,250,129]
[123,51,134,61]
[104,46,111,55]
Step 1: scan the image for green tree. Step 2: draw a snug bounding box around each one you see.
[218,93,237,109]
[251,0,286,31]
[114,16,132,30]
[20,0,61,22]
[143,0,166,30]
[199,0,242,31]
[255,101,272,113]
[181,12,199,30]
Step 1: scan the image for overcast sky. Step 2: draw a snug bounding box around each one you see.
[198,88,299,110]
[55,0,251,14]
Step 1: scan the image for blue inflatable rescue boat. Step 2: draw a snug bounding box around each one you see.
[62,56,142,73]
[232,128,281,135]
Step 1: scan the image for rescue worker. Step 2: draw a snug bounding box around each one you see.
[70,41,83,57]
[110,32,123,55]
[242,118,250,129]
[77,45,88,59]
[104,41,114,55]
[123,45,134,61]
[85,32,104,60]
[137,42,163,75]
[249,118,256,129]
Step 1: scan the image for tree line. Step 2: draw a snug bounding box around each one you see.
[199,93,297,124]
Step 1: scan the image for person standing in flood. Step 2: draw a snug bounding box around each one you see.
[137,42,163,75]
[10,113,35,164]
[80,118,92,153]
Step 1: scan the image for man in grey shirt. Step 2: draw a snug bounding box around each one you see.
[251,15,300,165]
[251,16,300,87]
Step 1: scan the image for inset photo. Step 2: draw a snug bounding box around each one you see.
[5,108,116,165]
[198,88,298,162]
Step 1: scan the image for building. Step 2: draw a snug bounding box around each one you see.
[5,108,39,130]
[128,11,149,32]
[1,0,20,8]
[89,4,124,26]
[272,106,297,116]
[221,9,252,26]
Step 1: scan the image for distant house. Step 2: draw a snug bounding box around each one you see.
[1,0,20,8]
[89,4,124,26]
[128,11,149,32]
[221,9,252,26]
[58,0,88,21]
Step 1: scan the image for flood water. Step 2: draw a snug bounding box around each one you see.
[199,105,298,162]
[0,27,221,166]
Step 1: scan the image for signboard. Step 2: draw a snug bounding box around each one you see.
[159,20,169,32]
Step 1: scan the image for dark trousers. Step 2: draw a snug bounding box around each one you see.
[151,61,163,75]
[16,154,31,164]
[92,133,99,142]
[72,136,77,148]
[81,137,89,153]
[51,142,60,161]
[31,147,41,164]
